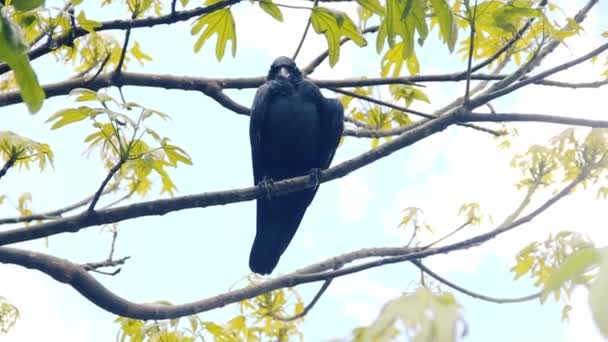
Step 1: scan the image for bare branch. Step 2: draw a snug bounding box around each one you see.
[468,41,608,109]
[463,0,478,104]
[460,112,608,128]
[88,161,126,213]
[411,260,540,304]
[0,182,120,225]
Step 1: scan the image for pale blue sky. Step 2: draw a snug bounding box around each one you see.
[1,0,607,341]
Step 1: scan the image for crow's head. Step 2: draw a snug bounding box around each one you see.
[267,56,302,84]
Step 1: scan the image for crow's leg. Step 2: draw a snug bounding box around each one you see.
[308,168,322,190]
[258,177,275,200]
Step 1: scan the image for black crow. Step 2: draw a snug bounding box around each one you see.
[249,56,344,274]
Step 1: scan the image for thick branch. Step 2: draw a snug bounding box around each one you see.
[2,72,606,111]
[0,108,461,246]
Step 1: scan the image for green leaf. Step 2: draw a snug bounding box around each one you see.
[46,107,98,129]
[0,11,45,114]
[13,0,45,11]
[589,249,608,338]
[191,8,237,61]
[130,41,153,65]
[76,11,102,34]
[493,5,539,33]
[70,88,98,102]
[542,248,601,296]
[356,0,385,16]
[8,54,45,113]
[429,0,458,52]
[259,0,283,21]
[310,7,367,67]
[358,289,462,342]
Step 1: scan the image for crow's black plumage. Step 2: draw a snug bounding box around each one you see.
[248,56,344,275]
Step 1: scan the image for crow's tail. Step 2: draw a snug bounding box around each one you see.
[249,190,314,275]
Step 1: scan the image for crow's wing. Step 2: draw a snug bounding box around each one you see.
[319,97,344,169]
[249,83,271,186]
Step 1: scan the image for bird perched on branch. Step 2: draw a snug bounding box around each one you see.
[248,56,344,275]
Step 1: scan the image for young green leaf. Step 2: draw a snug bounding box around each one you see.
[191,9,237,61]
[429,0,458,52]
[311,7,367,66]
[0,11,45,114]
[259,0,283,21]
[356,0,385,16]
[542,248,600,296]
[589,249,608,337]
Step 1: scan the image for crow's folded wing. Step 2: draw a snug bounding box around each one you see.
[249,84,271,185]
[319,97,344,169]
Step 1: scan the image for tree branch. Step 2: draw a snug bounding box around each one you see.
[411,260,540,304]
[0,182,119,225]
[0,108,462,246]
[468,41,608,109]
[0,154,18,180]
[0,172,584,320]
[271,279,331,322]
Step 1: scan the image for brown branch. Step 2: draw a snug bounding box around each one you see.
[411,260,540,304]
[2,72,606,110]
[0,107,462,246]
[0,173,584,320]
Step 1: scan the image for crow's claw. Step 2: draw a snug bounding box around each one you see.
[258,177,275,200]
[309,168,322,190]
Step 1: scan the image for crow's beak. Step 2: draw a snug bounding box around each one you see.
[278,66,290,78]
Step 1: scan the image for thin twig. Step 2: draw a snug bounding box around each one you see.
[87,161,126,213]
[463,0,478,104]
[87,53,112,83]
[272,280,332,321]
[292,0,318,61]
[0,154,18,180]
[412,260,540,304]
[0,182,119,225]
[331,87,502,136]
[423,221,471,249]
[468,41,608,109]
